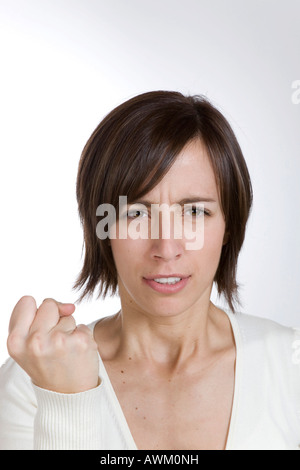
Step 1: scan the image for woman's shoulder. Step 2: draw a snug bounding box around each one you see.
[228,309,299,342]
[0,355,36,401]
[227,310,300,368]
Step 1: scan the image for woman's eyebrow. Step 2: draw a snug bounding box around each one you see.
[175,197,217,205]
[128,197,217,206]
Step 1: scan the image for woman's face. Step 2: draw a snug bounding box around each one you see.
[110,138,226,319]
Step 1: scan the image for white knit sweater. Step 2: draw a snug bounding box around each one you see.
[0,311,300,450]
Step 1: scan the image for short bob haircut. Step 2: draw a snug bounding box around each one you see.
[73,90,253,313]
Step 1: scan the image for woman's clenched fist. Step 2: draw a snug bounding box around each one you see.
[7,296,100,394]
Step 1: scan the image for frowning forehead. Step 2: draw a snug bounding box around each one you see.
[128,196,217,207]
[131,139,220,206]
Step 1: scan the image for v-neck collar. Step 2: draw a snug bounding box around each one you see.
[223,309,242,450]
[97,350,138,449]
[90,309,242,451]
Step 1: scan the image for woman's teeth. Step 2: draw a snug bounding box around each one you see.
[153,277,182,285]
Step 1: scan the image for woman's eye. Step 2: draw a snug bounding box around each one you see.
[184,206,207,217]
[127,209,147,219]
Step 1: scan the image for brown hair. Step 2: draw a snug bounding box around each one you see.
[73,90,253,312]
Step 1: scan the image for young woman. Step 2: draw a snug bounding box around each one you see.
[1,91,299,450]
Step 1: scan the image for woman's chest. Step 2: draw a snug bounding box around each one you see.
[103,357,235,450]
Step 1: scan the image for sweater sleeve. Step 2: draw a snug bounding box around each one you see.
[32,382,103,449]
[0,357,36,449]
[0,357,104,450]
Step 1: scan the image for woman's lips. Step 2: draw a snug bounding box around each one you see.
[142,275,191,294]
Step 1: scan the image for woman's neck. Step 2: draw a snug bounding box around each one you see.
[95,299,233,373]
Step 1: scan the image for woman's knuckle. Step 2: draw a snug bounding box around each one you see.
[7,332,22,357]
[27,332,46,356]
[19,295,35,304]
[75,330,90,349]
[52,330,66,349]
[42,298,56,308]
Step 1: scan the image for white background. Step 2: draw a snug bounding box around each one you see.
[0,0,299,366]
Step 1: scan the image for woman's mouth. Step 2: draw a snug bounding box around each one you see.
[142,275,191,294]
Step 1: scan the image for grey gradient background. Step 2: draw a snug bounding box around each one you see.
[0,0,300,365]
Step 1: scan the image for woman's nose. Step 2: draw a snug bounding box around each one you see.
[149,206,185,260]
[150,235,184,261]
